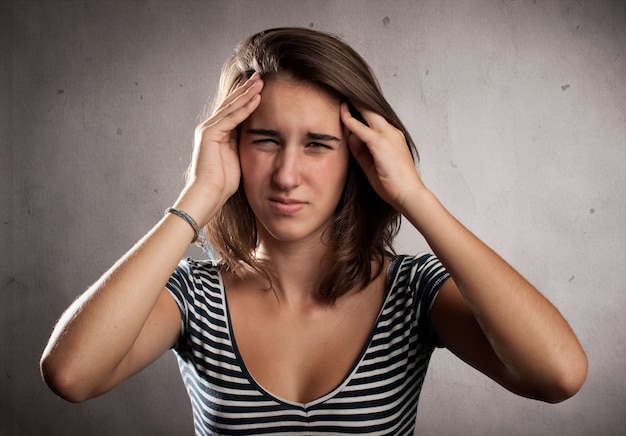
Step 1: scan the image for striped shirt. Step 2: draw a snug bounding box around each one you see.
[166,253,449,435]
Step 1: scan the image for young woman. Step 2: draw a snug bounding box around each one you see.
[41,27,587,435]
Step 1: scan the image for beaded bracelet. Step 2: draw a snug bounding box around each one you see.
[165,207,200,243]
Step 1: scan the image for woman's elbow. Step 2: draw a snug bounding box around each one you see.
[506,345,588,403]
[40,354,96,403]
[539,350,589,403]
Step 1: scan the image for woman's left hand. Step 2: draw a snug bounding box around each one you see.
[340,102,424,212]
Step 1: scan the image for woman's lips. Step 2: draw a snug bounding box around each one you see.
[268,197,306,214]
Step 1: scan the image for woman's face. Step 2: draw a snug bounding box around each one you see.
[239,77,350,246]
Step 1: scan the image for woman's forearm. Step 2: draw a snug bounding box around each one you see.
[401,188,588,398]
[40,189,216,401]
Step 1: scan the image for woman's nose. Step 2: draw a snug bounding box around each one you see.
[272,146,301,190]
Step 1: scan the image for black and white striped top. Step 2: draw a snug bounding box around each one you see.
[166,254,449,435]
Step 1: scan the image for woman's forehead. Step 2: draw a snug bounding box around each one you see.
[261,74,342,102]
[246,78,343,133]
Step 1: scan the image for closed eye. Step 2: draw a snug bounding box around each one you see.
[305,133,341,151]
[306,141,333,149]
[249,139,281,152]
[252,138,279,145]
[246,128,280,149]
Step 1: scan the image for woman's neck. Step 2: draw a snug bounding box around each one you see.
[253,238,330,307]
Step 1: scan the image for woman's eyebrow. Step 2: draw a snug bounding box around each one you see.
[306,132,341,142]
[246,128,279,137]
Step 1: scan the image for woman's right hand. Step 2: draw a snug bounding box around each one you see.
[182,72,264,225]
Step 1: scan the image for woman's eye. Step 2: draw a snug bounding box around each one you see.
[307,142,331,149]
[252,139,279,147]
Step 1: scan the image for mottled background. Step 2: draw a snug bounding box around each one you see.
[2,1,625,435]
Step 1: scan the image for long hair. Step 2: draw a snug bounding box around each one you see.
[204,27,418,303]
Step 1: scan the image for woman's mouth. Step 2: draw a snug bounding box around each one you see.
[268,197,306,214]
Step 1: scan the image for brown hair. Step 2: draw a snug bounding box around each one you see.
[204,27,418,302]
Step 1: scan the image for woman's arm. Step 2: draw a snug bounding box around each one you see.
[40,73,264,402]
[405,190,587,402]
[40,217,196,402]
[340,103,588,403]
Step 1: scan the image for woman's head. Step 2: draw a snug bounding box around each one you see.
[212,28,415,151]
[216,28,413,136]
[206,27,417,302]
[237,77,351,248]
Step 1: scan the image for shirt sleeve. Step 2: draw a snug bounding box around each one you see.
[165,258,198,352]
[165,258,224,354]
[408,253,450,349]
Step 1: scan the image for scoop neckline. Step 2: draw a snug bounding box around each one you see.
[219,256,402,409]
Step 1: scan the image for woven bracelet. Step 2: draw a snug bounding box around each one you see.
[165,207,200,243]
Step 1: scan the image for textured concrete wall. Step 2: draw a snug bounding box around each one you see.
[2,1,625,434]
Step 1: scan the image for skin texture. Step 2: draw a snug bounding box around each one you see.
[40,73,587,406]
[239,78,350,248]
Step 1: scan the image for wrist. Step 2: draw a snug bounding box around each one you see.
[394,180,432,216]
[165,208,200,243]
[398,187,444,232]
[172,182,228,228]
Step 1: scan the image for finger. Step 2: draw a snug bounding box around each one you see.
[346,131,374,172]
[224,71,261,103]
[343,102,409,156]
[213,76,263,120]
[202,72,260,117]
[218,72,262,113]
[203,79,263,133]
[341,101,393,142]
[340,102,377,144]
[217,91,262,130]
[348,101,394,133]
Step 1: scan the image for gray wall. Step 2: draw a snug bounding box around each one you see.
[2,1,625,435]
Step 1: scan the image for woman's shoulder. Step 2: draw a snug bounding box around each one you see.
[389,252,444,271]
[388,252,450,293]
[176,257,223,275]
[169,257,226,296]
